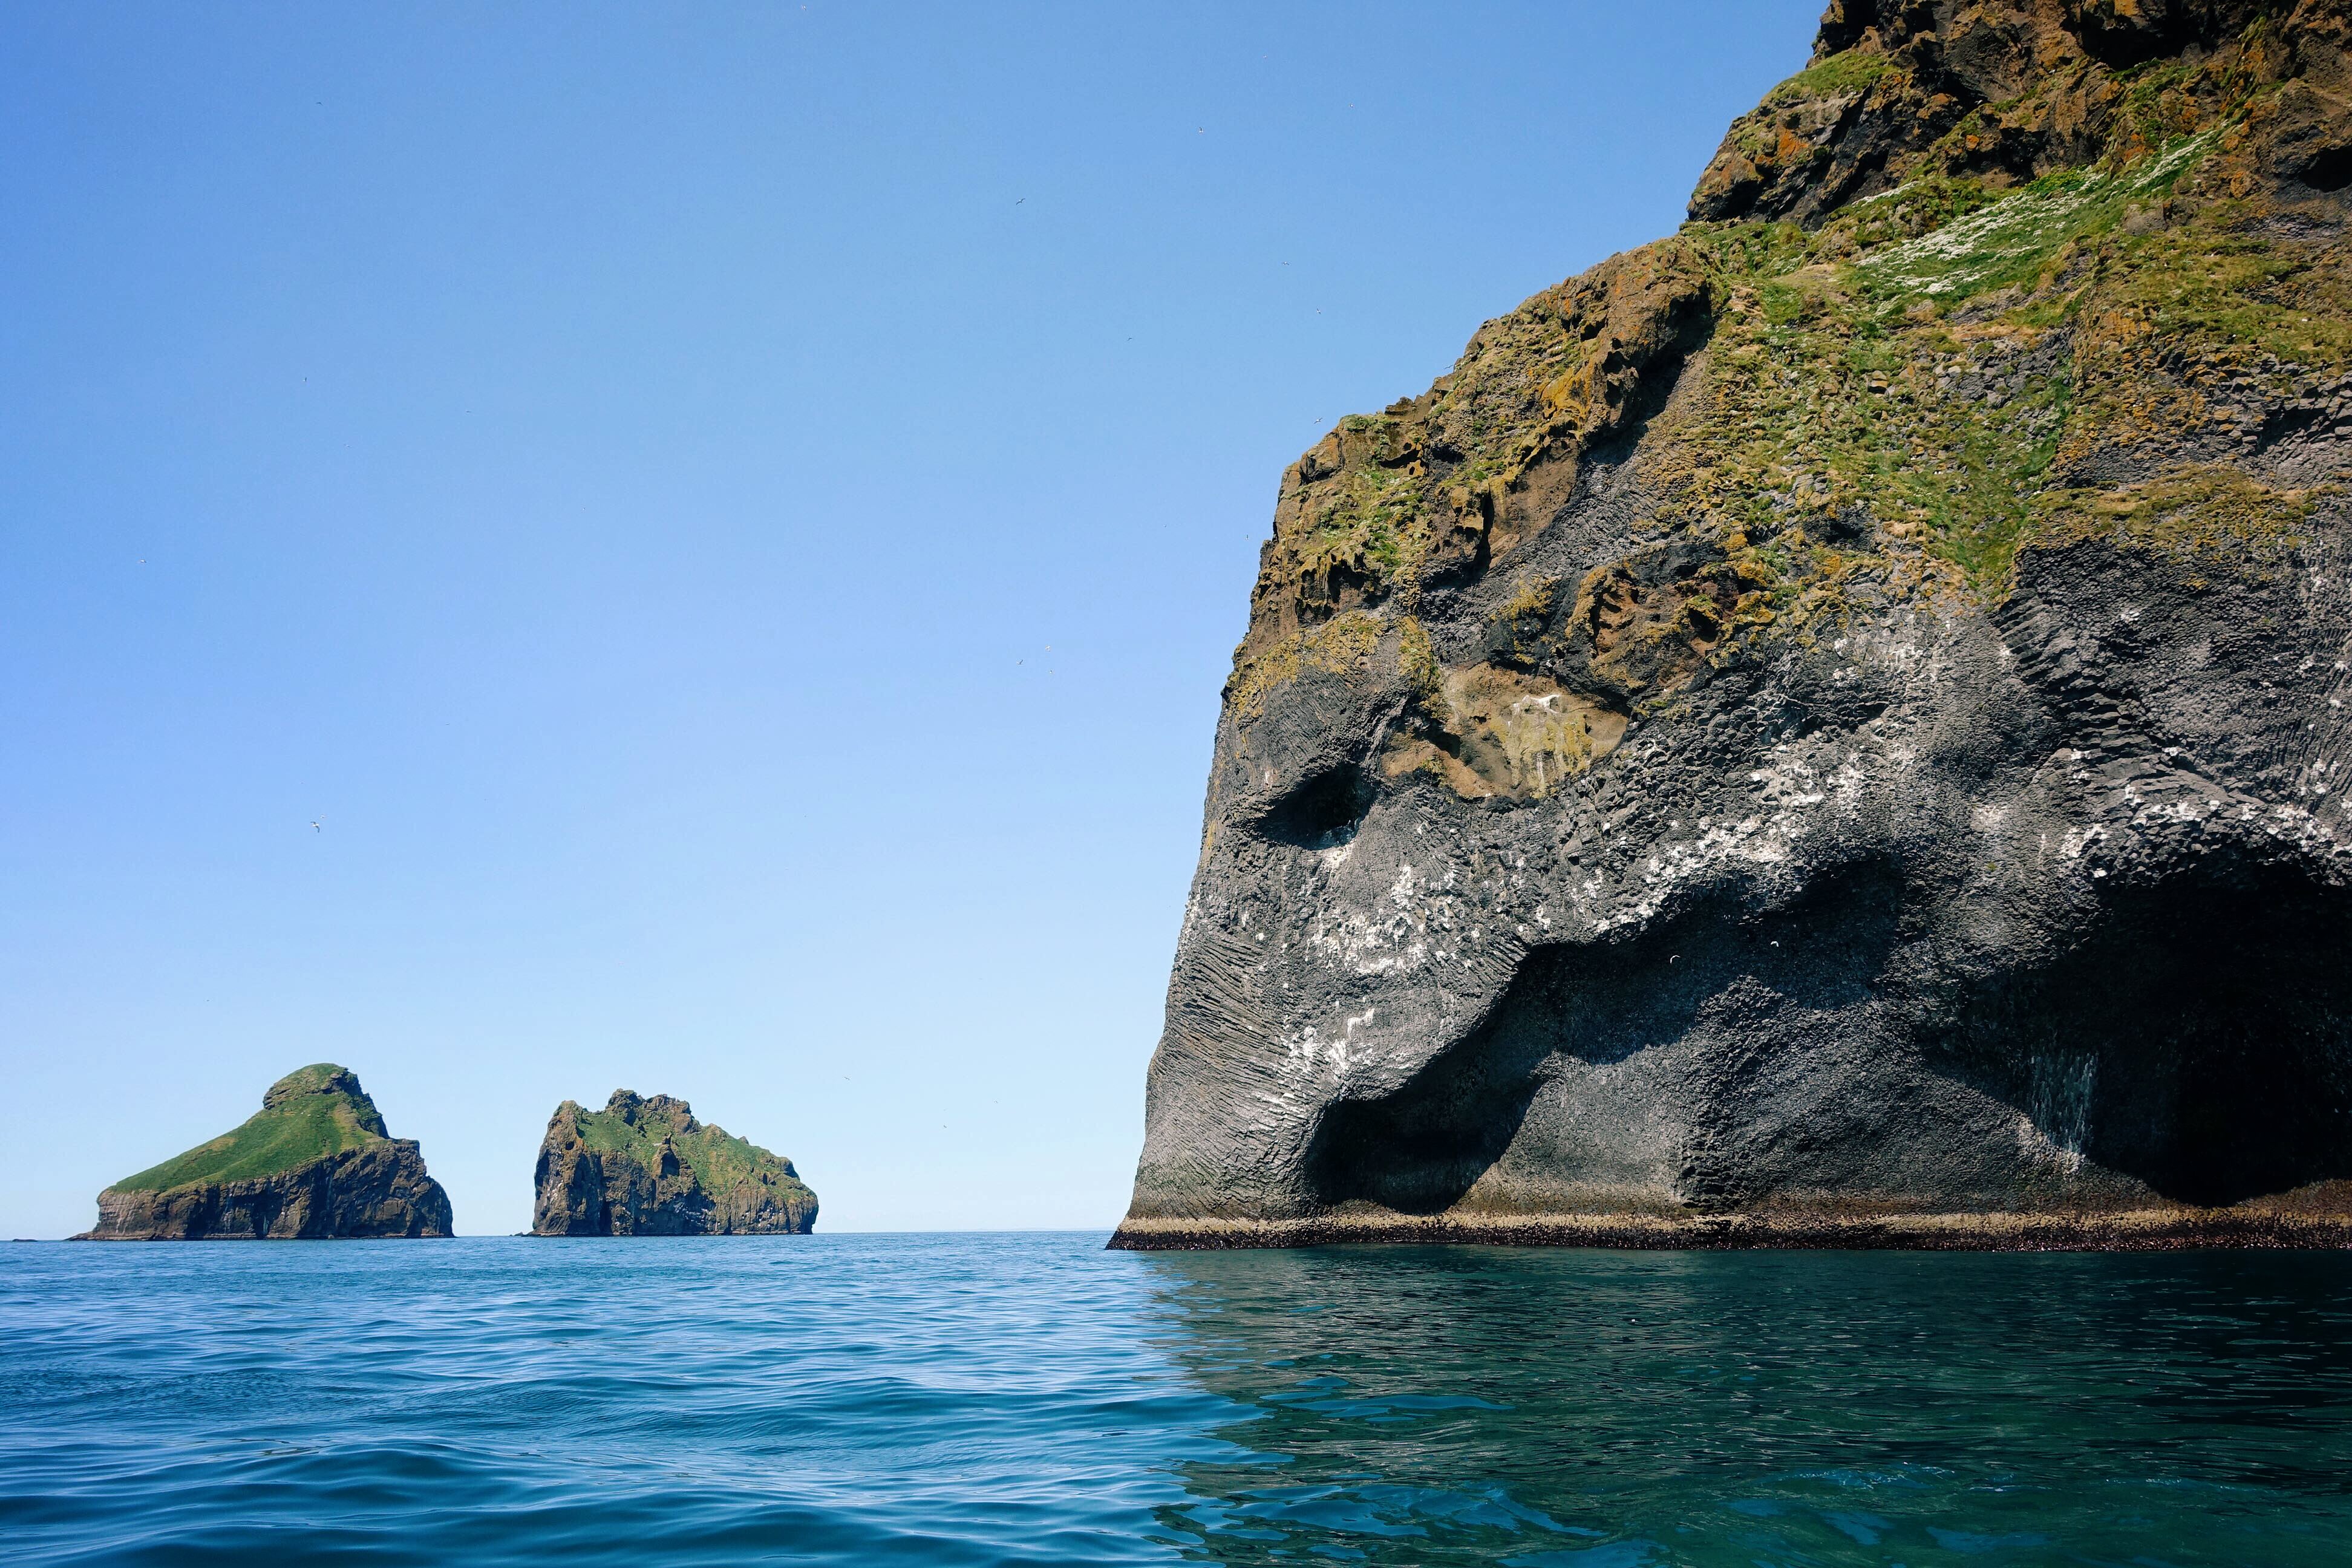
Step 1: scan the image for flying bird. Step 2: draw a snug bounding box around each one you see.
[310,820,322,833]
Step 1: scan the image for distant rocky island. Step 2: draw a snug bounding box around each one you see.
[1117,0,2352,1250]
[79,1064,453,1240]
[532,1091,817,1235]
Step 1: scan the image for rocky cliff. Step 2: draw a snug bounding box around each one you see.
[80,1064,454,1240]
[1116,0,2352,1250]
[532,1090,817,1235]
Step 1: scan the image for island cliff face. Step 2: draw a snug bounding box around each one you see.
[1116,0,2352,1250]
[80,1065,454,1240]
[532,1091,818,1236]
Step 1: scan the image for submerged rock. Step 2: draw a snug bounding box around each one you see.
[80,1064,453,1240]
[532,1091,817,1236]
[1117,1,2352,1250]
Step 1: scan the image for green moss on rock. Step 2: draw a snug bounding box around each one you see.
[2027,466,2322,568]
[111,1064,389,1194]
[85,1063,452,1240]
[533,1090,817,1236]
[1768,46,1899,106]
[1216,1,2351,737]
[571,1094,795,1197]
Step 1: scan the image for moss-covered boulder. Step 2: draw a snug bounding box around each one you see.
[80,1065,454,1240]
[531,1090,817,1236]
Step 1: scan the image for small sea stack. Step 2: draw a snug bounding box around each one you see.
[532,1090,817,1236]
[79,1064,454,1240]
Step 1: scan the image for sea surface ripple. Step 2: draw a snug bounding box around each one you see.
[5,1235,2352,1564]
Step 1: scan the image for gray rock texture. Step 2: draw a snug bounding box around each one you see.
[1116,0,2352,1250]
[532,1090,818,1236]
[80,1064,453,1240]
[84,1143,454,1241]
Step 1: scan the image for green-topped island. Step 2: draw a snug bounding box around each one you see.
[77,1064,454,1240]
[532,1089,817,1235]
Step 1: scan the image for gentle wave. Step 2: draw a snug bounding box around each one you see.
[6,1236,2352,1564]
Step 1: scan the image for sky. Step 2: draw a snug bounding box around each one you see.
[1,1,1826,1238]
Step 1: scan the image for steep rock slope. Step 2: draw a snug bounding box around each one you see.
[1117,0,2352,1250]
[80,1064,454,1240]
[532,1090,817,1236]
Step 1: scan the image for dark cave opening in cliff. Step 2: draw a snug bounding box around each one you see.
[1956,859,2352,1208]
[1256,764,1376,850]
[1298,855,2352,1218]
[2300,142,2352,194]
[1300,864,1910,1217]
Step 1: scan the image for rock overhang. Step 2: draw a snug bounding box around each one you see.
[1119,0,2352,1249]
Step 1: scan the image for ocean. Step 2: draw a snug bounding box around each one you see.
[5,1233,2351,1565]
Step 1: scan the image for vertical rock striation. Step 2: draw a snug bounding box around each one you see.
[532,1091,818,1236]
[1117,0,2352,1250]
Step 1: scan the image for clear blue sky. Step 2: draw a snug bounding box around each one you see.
[1,1,1823,1237]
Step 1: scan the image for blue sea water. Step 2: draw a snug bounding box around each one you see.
[6,1236,2352,1565]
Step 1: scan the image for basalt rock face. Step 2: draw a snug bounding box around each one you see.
[1116,1,2352,1250]
[532,1091,817,1236]
[80,1065,453,1240]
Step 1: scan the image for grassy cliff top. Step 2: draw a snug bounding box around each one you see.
[1227,7,2348,751]
[564,1089,808,1195]
[109,1064,392,1194]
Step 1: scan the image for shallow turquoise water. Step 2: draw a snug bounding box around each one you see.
[5,1236,2351,1564]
